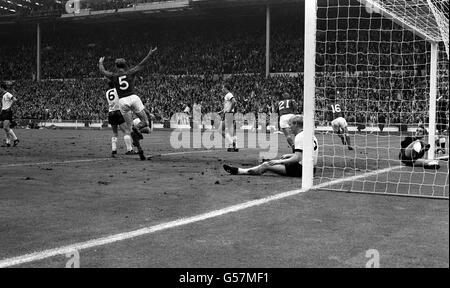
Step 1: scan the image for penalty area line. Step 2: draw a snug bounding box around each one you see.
[0,164,403,268]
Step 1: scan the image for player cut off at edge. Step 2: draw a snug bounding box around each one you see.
[0,83,19,148]
[98,47,157,160]
[399,124,440,169]
[224,115,318,177]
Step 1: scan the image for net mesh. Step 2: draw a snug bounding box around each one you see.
[313,0,449,198]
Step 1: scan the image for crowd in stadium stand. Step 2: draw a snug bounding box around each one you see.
[9,72,448,130]
[1,13,448,128]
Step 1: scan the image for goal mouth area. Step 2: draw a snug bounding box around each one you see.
[303,0,449,199]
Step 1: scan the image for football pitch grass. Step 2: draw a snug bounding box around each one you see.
[0,128,448,267]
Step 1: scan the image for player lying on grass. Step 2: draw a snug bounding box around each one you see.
[223,115,318,177]
[399,124,440,169]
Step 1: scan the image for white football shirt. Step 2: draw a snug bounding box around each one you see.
[223,92,235,113]
[294,131,319,165]
[106,88,120,112]
[1,92,14,110]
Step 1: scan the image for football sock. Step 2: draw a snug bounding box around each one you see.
[345,135,351,146]
[111,137,118,151]
[8,130,17,141]
[339,134,346,145]
[5,133,10,144]
[225,132,234,147]
[124,135,133,151]
[238,165,262,175]
[238,168,250,175]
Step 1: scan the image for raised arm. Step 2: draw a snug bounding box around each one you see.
[98,57,114,78]
[127,47,158,75]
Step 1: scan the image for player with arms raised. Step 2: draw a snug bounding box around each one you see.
[0,84,19,147]
[278,92,298,150]
[98,47,157,160]
[326,95,353,150]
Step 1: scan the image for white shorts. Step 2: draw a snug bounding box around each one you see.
[118,95,145,115]
[133,118,153,132]
[132,118,141,127]
[280,114,295,129]
[331,117,348,132]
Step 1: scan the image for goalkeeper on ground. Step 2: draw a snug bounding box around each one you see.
[399,124,440,169]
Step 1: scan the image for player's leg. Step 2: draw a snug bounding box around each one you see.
[332,119,345,145]
[2,120,18,147]
[130,95,149,131]
[118,98,135,155]
[435,128,446,155]
[224,162,311,177]
[224,161,292,176]
[121,112,135,155]
[231,118,238,151]
[130,98,149,158]
[130,118,146,160]
[411,158,440,169]
[342,126,353,150]
[111,124,119,157]
[1,120,11,147]
[220,120,234,151]
[337,117,352,150]
[222,113,237,152]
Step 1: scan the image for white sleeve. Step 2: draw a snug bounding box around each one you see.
[225,93,234,101]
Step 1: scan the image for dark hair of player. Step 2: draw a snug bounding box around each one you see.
[223,83,231,91]
[115,58,128,69]
[282,92,290,100]
[107,81,114,89]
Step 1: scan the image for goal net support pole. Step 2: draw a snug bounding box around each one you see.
[302,0,317,190]
[428,42,438,159]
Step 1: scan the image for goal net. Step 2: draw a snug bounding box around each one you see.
[304,0,449,198]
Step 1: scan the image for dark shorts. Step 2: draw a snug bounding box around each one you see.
[0,109,13,122]
[284,162,303,178]
[108,110,125,126]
